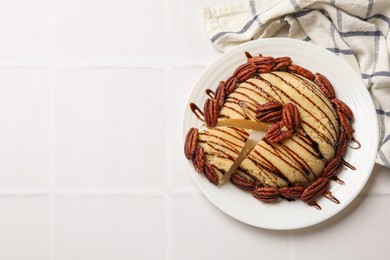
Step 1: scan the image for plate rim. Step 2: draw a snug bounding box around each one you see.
[181,38,379,230]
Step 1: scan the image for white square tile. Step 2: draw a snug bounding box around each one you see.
[169,67,205,189]
[55,68,167,190]
[169,0,227,63]
[172,196,289,259]
[0,196,49,260]
[54,196,166,260]
[55,0,165,61]
[0,69,50,191]
[290,196,390,259]
[0,0,49,61]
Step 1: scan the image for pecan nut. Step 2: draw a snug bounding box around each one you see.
[321,157,342,179]
[252,187,280,203]
[288,64,315,81]
[314,73,335,99]
[204,162,219,185]
[244,51,253,59]
[225,76,238,95]
[301,177,330,204]
[204,98,219,127]
[331,98,353,120]
[256,64,273,74]
[230,173,256,190]
[279,186,304,200]
[256,101,283,122]
[247,54,275,66]
[337,110,353,140]
[336,130,347,157]
[192,145,205,174]
[247,55,275,73]
[272,57,292,71]
[265,121,293,143]
[282,103,301,129]
[184,127,198,159]
[233,63,257,83]
[214,81,226,108]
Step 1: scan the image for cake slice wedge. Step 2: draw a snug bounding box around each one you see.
[185,126,250,185]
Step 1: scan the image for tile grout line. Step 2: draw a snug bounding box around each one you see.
[0,187,203,197]
[48,0,56,259]
[164,1,173,259]
[165,66,174,260]
[0,190,387,197]
[0,60,207,69]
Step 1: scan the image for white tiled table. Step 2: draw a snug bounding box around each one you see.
[0,0,389,259]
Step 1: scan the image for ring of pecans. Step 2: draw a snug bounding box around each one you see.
[184,51,356,209]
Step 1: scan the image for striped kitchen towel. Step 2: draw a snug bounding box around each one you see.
[202,0,390,167]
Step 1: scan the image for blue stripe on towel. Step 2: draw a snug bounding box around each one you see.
[362,71,390,79]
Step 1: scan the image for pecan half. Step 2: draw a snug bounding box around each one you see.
[248,55,274,73]
[337,110,353,140]
[336,130,347,157]
[279,186,304,200]
[204,162,219,185]
[192,145,205,174]
[331,98,353,120]
[321,157,342,179]
[252,187,280,203]
[214,81,226,108]
[314,73,335,99]
[288,64,315,81]
[204,98,219,127]
[282,103,301,129]
[230,173,256,190]
[233,63,257,83]
[301,177,330,204]
[256,64,273,74]
[272,57,292,71]
[184,127,198,160]
[265,121,293,143]
[248,55,274,65]
[225,76,238,95]
[256,101,283,122]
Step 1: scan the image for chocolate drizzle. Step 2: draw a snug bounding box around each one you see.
[289,72,337,118]
[302,122,333,145]
[349,137,361,149]
[244,81,274,101]
[251,149,293,186]
[309,201,321,210]
[221,101,249,119]
[203,142,237,161]
[342,159,356,170]
[295,131,325,161]
[212,127,247,142]
[332,175,345,185]
[324,191,340,204]
[253,76,284,102]
[277,141,315,177]
[261,141,311,183]
[190,103,204,122]
[205,89,215,99]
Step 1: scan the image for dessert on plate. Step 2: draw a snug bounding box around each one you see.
[184,52,356,209]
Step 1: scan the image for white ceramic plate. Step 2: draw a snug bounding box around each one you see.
[182,38,378,230]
